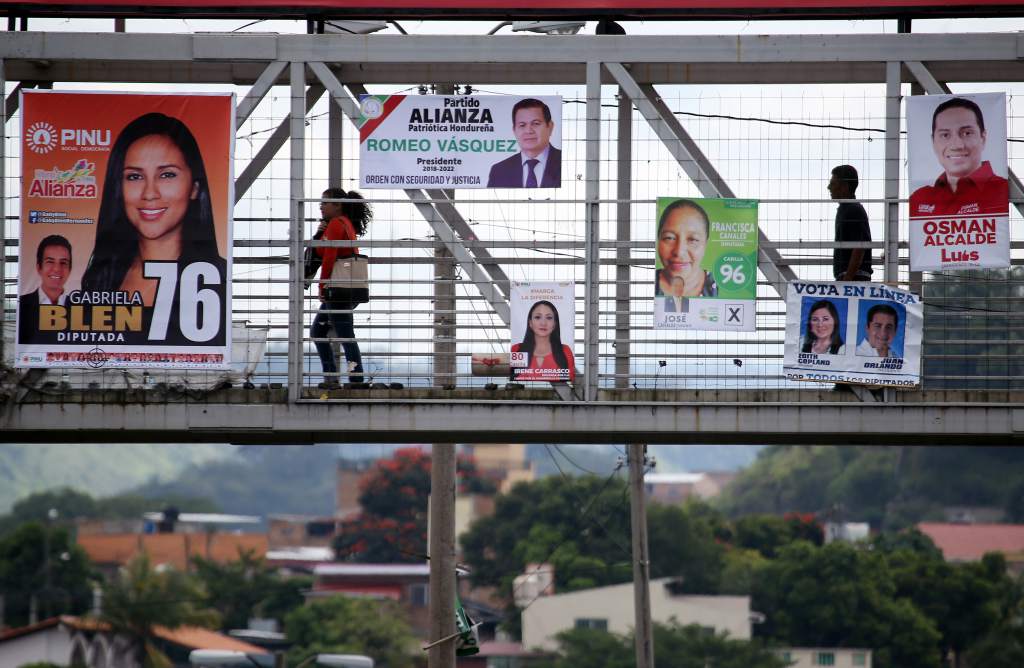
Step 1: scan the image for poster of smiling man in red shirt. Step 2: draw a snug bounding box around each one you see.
[907,93,1009,272]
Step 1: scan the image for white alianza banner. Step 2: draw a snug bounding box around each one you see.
[783,282,922,388]
[906,92,1009,271]
[358,95,562,189]
[509,282,575,382]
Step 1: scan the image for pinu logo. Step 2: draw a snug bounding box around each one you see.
[25,121,58,154]
[25,121,111,153]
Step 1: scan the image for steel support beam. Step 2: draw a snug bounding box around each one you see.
[4,33,1024,66]
[235,60,287,130]
[1,59,6,363]
[615,88,633,390]
[405,191,510,324]
[328,93,343,186]
[604,63,798,298]
[6,397,1022,445]
[235,84,325,203]
[583,61,602,402]
[884,61,902,283]
[287,62,306,402]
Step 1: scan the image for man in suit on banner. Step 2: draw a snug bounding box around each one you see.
[19,234,73,344]
[488,98,561,188]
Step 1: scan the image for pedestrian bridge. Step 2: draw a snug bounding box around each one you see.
[1,28,1022,444]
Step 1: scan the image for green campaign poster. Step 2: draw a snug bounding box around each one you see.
[654,197,758,331]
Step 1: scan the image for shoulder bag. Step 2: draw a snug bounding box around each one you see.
[325,253,370,304]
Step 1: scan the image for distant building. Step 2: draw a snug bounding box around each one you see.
[823,522,870,544]
[521,577,752,652]
[456,641,547,668]
[310,563,433,638]
[78,533,268,578]
[643,471,737,504]
[462,443,536,494]
[336,459,373,518]
[775,648,872,667]
[918,522,1024,574]
[0,615,267,668]
[267,514,341,548]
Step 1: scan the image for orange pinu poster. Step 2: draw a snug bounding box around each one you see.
[17,91,234,369]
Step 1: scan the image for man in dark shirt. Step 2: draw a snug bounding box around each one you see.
[828,164,872,281]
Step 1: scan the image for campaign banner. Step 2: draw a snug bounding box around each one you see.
[509,282,575,382]
[783,282,922,388]
[907,92,1009,271]
[17,90,234,369]
[358,95,562,189]
[653,197,758,331]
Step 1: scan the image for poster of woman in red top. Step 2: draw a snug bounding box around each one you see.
[907,93,1008,272]
[509,282,575,382]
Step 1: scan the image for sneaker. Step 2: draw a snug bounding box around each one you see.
[345,382,371,390]
[318,380,341,390]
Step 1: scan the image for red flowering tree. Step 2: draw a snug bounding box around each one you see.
[334,447,496,563]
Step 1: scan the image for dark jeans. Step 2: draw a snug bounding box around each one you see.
[311,299,363,383]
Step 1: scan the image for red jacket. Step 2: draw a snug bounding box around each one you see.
[316,215,358,299]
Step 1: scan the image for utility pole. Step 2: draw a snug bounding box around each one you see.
[628,443,654,668]
[428,443,457,668]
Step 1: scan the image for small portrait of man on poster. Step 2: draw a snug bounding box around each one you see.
[487,98,562,188]
[855,302,905,359]
[19,234,73,344]
[909,96,1008,218]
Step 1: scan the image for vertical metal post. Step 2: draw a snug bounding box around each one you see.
[0,58,6,364]
[628,443,654,668]
[583,61,602,401]
[434,85,457,388]
[883,61,902,284]
[615,87,632,390]
[288,61,305,401]
[328,98,343,186]
[428,443,457,668]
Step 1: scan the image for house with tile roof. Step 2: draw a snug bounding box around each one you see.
[0,615,268,668]
[917,522,1024,574]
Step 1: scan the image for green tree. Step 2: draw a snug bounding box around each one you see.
[885,547,1007,668]
[752,541,942,668]
[733,513,822,559]
[461,474,632,598]
[192,549,307,630]
[283,596,415,668]
[0,522,95,627]
[720,445,1024,530]
[537,622,787,668]
[101,554,219,668]
[647,502,728,593]
[965,570,1024,668]
[334,448,494,563]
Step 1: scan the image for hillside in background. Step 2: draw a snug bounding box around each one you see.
[1,443,762,521]
[530,444,761,477]
[719,445,1024,528]
[138,444,344,517]
[0,443,233,514]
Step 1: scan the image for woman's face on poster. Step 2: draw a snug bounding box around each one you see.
[528,303,556,339]
[809,306,835,341]
[658,206,708,289]
[122,133,198,243]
